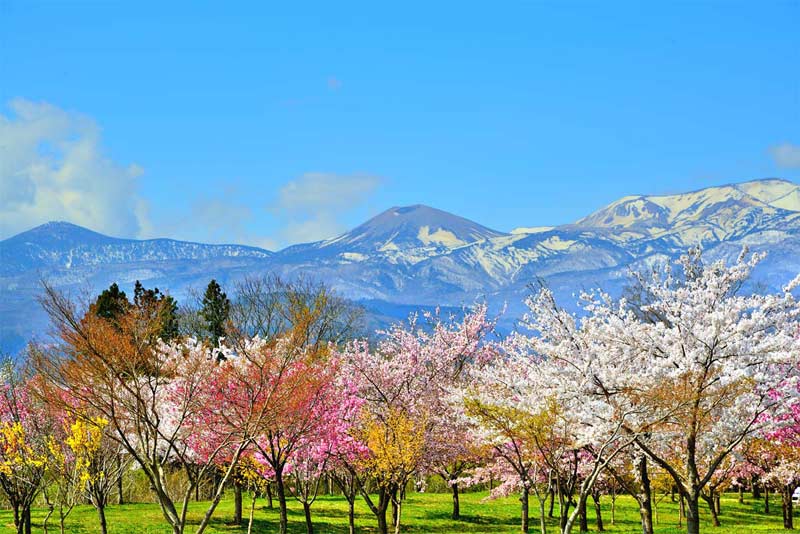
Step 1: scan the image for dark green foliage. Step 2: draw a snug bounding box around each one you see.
[94,283,129,321]
[201,279,231,346]
[93,281,179,341]
[158,295,180,342]
[132,281,180,342]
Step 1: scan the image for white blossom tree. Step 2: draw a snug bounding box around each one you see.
[569,249,800,534]
[468,249,800,534]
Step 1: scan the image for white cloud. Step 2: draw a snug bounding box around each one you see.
[0,98,149,239]
[167,186,257,244]
[281,212,342,244]
[770,142,800,169]
[271,172,382,244]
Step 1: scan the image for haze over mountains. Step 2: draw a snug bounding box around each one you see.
[2,178,799,354]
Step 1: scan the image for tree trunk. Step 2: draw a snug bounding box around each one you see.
[234,482,243,524]
[348,498,356,534]
[266,483,273,509]
[782,486,794,530]
[23,506,32,534]
[538,495,548,534]
[377,512,389,534]
[592,492,604,532]
[303,502,314,534]
[610,487,616,526]
[701,492,721,527]
[766,489,771,515]
[738,485,744,504]
[391,487,399,529]
[208,471,218,500]
[548,485,555,518]
[41,505,53,534]
[559,488,571,533]
[368,486,392,534]
[686,495,701,534]
[394,497,403,534]
[753,477,761,499]
[637,454,654,534]
[360,483,391,534]
[117,454,125,505]
[521,485,530,534]
[578,497,588,533]
[97,504,108,534]
[276,470,289,534]
[247,491,257,534]
[451,481,461,520]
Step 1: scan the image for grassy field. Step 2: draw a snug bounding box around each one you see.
[0,491,789,533]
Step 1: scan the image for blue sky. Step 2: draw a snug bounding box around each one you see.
[1,1,798,248]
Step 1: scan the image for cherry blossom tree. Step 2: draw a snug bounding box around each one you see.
[547,249,800,534]
[338,306,495,534]
[465,294,642,534]
[602,448,655,534]
[762,368,800,529]
[0,366,50,534]
[284,365,363,534]
[462,371,560,534]
[247,353,339,534]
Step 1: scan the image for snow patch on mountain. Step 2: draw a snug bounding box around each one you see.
[417,226,467,248]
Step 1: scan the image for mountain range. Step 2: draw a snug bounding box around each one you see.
[3,177,800,354]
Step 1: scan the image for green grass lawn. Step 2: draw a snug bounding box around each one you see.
[0,491,789,533]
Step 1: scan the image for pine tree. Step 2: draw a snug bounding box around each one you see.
[94,283,129,322]
[130,280,180,342]
[201,279,230,346]
[159,295,180,342]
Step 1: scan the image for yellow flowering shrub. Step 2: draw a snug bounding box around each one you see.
[359,408,425,487]
[0,421,47,477]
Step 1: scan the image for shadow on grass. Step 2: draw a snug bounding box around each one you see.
[419,508,517,527]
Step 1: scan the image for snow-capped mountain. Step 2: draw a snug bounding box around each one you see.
[573,178,800,250]
[0,221,271,275]
[2,178,799,354]
[281,205,505,264]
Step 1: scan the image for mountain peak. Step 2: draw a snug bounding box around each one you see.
[38,220,102,231]
[313,204,506,259]
[3,220,118,247]
[573,178,799,246]
[735,178,800,211]
[388,204,431,214]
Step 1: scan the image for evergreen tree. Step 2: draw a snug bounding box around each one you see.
[130,281,180,342]
[133,280,160,309]
[158,295,180,342]
[94,283,129,321]
[201,279,230,346]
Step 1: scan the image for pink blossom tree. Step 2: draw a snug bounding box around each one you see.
[284,362,363,534]
[339,305,495,534]
[0,365,51,534]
